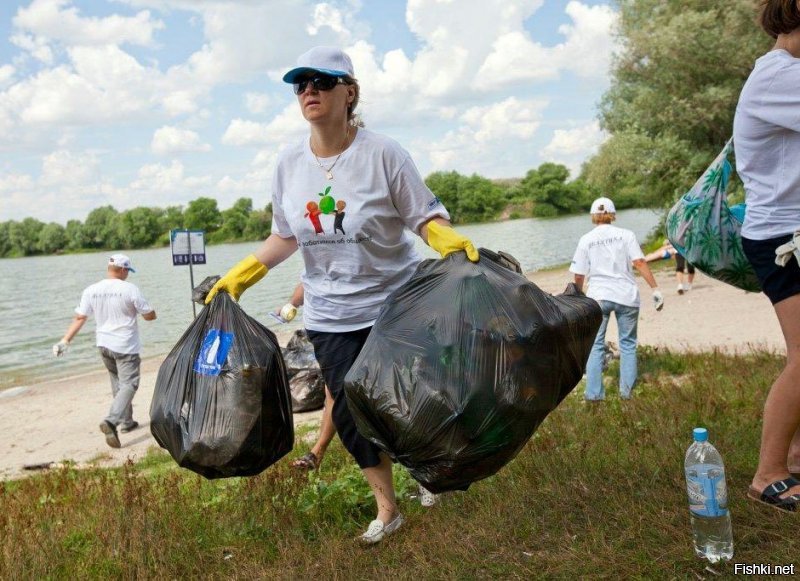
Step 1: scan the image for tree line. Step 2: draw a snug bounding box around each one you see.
[0,197,272,258]
[0,163,604,258]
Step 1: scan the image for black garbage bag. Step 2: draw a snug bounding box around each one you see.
[150,292,294,479]
[282,329,326,413]
[344,249,602,493]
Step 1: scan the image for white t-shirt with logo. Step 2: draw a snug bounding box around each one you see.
[569,224,645,308]
[270,128,449,332]
[733,49,800,240]
[75,278,154,354]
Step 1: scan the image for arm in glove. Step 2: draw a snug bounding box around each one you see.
[652,289,664,311]
[205,254,268,304]
[426,221,479,262]
[52,341,69,357]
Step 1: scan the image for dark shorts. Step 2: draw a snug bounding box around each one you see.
[675,253,695,274]
[742,234,800,305]
[306,327,382,469]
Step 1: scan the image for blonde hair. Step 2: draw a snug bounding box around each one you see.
[343,76,365,127]
[592,213,616,225]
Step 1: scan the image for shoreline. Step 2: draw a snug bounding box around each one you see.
[0,266,784,480]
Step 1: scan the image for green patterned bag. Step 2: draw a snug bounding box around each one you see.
[665,139,761,292]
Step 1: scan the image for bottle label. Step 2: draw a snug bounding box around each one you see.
[686,463,728,517]
[193,329,234,376]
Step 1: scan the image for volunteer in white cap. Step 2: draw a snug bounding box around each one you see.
[205,46,477,543]
[570,197,663,401]
[53,253,157,448]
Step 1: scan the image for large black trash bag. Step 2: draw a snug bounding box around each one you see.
[282,329,326,413]
[150,292,294,479]
[344,249,602,493]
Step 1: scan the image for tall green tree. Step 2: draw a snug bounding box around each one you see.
[117,207,161,248]
[214,197,253,241]
[83,206,121,249]
[8,218,45,256]
[0,222,11,257]
[583,0,771,206]
[184,197,222,232]
[64,219,88,251]
[38,223,67,254]
[518,163,588,216]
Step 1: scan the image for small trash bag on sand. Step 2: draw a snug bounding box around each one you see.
[344,249,602,493]
[283,330,326,413]
[150,292,293,479]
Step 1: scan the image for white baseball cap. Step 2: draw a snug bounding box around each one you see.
[109,253,136,272]
[282,46,355,83]
[590,197,616,215]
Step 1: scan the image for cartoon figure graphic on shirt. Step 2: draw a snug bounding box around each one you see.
[334,200,346,235]
[305,201,324,234]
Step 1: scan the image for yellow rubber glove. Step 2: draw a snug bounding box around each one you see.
[426,221,479,262]
[205,255,268,304]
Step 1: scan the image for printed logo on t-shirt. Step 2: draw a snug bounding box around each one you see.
[427,196,442,210]
[193,329,234,376]
[305,185,348,235]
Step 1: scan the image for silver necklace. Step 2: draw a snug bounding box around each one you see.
[312,127,350,180]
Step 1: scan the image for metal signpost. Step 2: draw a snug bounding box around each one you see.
[170,229,206,317]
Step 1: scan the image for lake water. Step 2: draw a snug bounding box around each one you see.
[0,209,661,390]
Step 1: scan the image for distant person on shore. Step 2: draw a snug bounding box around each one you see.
[733,0,800,512]
[644,239,696,294]
[570,197,664,401]
[203,47,466,542]
[53,254,156,449]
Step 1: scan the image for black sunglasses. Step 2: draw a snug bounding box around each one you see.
[293,75,345,95]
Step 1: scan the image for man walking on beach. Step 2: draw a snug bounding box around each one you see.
[53,254,157,448]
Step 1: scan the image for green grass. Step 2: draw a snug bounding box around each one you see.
[1,349,796,579]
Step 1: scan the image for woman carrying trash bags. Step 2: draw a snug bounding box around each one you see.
[205,46,478,543]
[733,0,800,512]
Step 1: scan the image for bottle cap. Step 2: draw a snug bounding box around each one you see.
[693,427,708,442]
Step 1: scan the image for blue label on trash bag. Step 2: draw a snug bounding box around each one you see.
[193,329,234,376]
[686,463,728,517]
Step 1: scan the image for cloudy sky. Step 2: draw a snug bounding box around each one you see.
[0,0,617,224]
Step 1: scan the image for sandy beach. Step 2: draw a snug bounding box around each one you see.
[0,266,784,480]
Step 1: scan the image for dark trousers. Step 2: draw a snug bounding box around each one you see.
[306,327,382,469]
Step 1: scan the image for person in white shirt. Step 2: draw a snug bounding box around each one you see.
[570,197,663,401]
[53,254,157,449]
[733,0,800,512]
[204,46,476,543]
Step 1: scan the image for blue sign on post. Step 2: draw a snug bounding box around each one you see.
[171,229,206,318]
[170,229,206,265]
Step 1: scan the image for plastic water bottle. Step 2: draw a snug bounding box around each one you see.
[684,427,734,563]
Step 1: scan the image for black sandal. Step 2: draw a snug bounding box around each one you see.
[291,452,319,471]
[747,477,800,512]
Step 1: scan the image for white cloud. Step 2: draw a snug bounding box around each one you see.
[222,103,307,147]
[130,160,212,194]
[0,65,15,86]
[13,0,164,47]
[474,1,618,89]
[0,172,35,193]
[541,120,607,177]
[421,97,548,175]
[244,92,271,114]
[40,149,100,186]
[151,126,211,155]
[10,32,54,64]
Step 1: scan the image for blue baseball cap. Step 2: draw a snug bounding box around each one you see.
[282,46,354,83]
